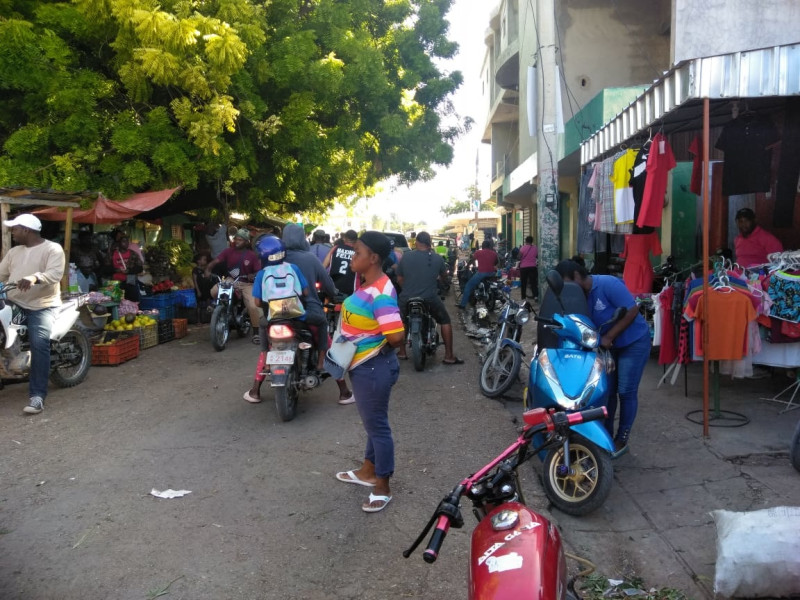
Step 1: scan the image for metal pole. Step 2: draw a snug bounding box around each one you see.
[701,97,710,437]
[535,0,560,289]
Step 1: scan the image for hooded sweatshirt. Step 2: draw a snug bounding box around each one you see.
[281,224,338,310]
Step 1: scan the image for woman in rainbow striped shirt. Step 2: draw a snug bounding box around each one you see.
[334,232,405,513]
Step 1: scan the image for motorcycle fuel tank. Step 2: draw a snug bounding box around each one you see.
[469,502,566,600]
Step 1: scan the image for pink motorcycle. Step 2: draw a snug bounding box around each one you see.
[404,406,607,600]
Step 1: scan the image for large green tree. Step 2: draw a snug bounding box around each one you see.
[0,0,465,216]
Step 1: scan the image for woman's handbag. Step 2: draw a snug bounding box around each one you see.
[323,318,357,380]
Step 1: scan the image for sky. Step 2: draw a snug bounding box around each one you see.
[362,0,494,230]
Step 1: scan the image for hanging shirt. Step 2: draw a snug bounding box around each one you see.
[715,114,779,196]
[691,290,756,360]
[610,149,637,224]
[630,143,651,225]
[637,133,676,228]
[688,135,704,195]
[621,232,663,295]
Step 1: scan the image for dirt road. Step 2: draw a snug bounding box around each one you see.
[0,322,525,599]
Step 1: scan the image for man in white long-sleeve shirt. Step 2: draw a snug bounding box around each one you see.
[0,214,65,414]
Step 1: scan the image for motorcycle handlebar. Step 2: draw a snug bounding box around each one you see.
[423,515,451,564]
[567,407,607,426]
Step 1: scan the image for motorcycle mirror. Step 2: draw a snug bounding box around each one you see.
[545,270,564,296]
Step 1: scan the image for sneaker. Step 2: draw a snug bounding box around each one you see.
[338,393,356,405]
[24,396,44,414]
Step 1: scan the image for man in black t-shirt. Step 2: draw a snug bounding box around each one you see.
[323,229,358,295]
[396,232,463,365]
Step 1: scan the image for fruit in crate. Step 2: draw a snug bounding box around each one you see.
[104,316,156,331]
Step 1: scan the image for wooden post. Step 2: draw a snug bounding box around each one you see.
[61,207,74,291]
[701,97,710,438]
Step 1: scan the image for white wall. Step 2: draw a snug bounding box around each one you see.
[672,0,800,64]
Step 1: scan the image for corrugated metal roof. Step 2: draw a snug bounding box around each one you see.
[580,43,800,164]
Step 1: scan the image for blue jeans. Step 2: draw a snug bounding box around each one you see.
[605,331,651,440]
[25,307,56,400]
[349,347,400,479]
[459,272,494,308]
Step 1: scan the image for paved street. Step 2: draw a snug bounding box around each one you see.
[1,299,799,599]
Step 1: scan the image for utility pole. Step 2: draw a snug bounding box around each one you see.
[535,0,560,296]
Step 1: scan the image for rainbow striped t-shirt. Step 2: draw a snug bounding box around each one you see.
[341,274,404,368]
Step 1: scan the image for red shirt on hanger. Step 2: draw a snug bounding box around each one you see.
[637,133,676,228]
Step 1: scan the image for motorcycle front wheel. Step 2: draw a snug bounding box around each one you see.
[236,307,252,338]
[479,343,521,398]
[542,436,613,516]
[50,329,91,388]
[410,331,425,372]
[210,304,230,351]
[791,419,800,473]
[274,366,299,422]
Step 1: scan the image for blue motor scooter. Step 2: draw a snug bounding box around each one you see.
[524,270,624,516]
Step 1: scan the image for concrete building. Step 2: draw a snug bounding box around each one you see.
[481,0,800,264]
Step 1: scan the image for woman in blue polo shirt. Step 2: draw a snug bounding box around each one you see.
[555,260,651,453]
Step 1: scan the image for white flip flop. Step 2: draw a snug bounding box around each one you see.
[243,390,261,404]
[335,470,375,487]
[362,493,392,513]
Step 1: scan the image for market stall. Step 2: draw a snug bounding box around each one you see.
[579,43,800,434]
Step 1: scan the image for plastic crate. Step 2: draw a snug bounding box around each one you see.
[134,322,158,349]
[157,319,175,344]
[139,293,173,311]
[91,332,140,366]
[174,289,197,308]
[173,318,188,339]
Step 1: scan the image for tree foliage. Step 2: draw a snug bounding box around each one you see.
[0,0,465,217]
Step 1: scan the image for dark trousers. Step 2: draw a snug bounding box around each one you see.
[520,266,538,300]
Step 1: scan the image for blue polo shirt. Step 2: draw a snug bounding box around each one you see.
[588,275,649,348]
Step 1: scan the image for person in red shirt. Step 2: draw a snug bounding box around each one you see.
[458,240,499,309]
[733,208,783,267]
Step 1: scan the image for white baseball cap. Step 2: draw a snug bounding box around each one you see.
[3,214,42,231]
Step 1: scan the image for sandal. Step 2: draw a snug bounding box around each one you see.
[335,470,375,487]
[251,334,260,345]
[338,392,355,405]
[243,390,261,404]
[442,357,465,365]
[362,493,392,513]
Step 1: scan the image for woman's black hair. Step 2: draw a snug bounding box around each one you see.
[555,259,589,280]
[525,235,534,244]
[569,255,586,267]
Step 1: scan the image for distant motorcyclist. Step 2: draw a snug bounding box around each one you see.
[396,232,464,365]
[457,240,498,310]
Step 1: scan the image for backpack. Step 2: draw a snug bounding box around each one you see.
[260,263,305,320]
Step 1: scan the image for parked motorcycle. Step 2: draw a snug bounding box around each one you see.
[405,406,608,599]
[479,287,533,398]
[209,275,252,351]
[405,297,440,372]
[0,283,91,388]
[792,418,800,473]
[524,270,621,516]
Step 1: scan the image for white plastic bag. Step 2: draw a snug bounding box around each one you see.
[712,506,800,598]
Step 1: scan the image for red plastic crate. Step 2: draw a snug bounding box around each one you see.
[173,318,188,339]
[91,333,140,366]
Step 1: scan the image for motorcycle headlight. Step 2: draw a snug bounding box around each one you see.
[514,308,530,325]
[576,322,599,348]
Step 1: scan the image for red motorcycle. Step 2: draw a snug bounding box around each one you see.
[404,406,607,600]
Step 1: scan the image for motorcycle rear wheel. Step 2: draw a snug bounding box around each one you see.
[791,419,800,473]
[50,329,91,388]
[479,343,521,398]
[210,304,230,351]
[274,366,298,422]
[542,436,613,516]
[410,332,425,372]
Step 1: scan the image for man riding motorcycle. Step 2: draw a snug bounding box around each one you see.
[205,228,262,344]
[396,231,464,365]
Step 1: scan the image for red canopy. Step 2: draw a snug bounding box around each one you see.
[33,187,180,224]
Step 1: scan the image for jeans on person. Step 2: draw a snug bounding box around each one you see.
[25,307,56,400]
[458,271,494,308]
[349,347,400,479]
[604,331,652,440]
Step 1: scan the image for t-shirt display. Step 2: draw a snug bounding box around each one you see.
[715,114,779,196]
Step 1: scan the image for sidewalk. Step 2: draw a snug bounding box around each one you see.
[459,301,800,598]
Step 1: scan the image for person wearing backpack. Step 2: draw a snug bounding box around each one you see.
[243,235,310,404]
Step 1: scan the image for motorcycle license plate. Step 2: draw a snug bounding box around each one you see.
[266,350,294,364]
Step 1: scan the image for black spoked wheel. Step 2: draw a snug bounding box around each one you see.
[210,304,230,351]
[410,332,425,372]
[791,419,800,473]
[50,329,91,388]
[274,366,298,422]
[479,343,521,398]
[542,436,613,516]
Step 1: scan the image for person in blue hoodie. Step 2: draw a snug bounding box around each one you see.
[282,224,354,404]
